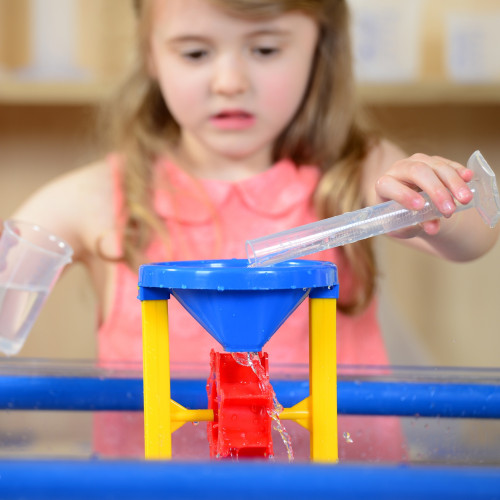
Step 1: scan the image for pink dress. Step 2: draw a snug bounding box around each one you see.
[94,155,407,462]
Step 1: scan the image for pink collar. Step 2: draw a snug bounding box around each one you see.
[153,158,320,223]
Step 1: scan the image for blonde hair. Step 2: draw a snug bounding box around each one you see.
[103,0,377,314]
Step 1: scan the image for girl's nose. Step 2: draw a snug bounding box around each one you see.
[211,57,248,96]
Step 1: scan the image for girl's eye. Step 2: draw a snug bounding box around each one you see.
[182,49,209,61]
[253,46,280,57]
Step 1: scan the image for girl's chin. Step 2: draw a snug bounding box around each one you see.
[177,134,274,167]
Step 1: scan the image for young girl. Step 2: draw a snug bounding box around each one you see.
[9,0,499,460]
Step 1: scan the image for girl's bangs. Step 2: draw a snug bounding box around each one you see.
[210,0,326,21]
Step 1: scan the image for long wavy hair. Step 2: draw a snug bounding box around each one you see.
[102,0,378,314]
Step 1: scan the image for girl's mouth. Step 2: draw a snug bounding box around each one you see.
[210,110,255,130]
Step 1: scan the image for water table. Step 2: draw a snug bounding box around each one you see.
[0,259,499,499]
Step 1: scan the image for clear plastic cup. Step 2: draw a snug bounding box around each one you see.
[0,220,73,356]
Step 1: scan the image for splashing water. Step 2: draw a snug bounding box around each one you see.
[232,352,294,462]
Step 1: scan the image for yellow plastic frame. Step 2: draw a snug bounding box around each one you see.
[141,296,338,462]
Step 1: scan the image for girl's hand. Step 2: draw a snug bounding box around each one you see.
[375,153,474,238]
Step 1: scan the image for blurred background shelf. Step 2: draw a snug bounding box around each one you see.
[0,79,115,105]
[358,82,500,105]
[1,0,499,106]
[1,80,499,106]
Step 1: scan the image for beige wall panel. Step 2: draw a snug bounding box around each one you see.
[0,0,30,68]
[76,0,136,79]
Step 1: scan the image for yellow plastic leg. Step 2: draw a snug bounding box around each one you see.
[309,297,338,462]
[280,397,310,430]
[170,400,214,432]
[142,299,172,459]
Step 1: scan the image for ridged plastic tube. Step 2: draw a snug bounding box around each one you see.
[246,151,499,267]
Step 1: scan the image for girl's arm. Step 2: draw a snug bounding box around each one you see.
[362,140,500,262]
[8,160,114,265]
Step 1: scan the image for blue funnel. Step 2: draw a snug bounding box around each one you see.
[138,259,338,352]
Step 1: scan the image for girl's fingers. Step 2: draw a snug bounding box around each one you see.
[430,156,474,201]
[420,219,441,235]
[386,218,441,241]
[376,174,427,210]
[432,155,472,179]
[376,155,473,217]
[425,159,473,207]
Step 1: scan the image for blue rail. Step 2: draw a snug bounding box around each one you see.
[0,460,499,500]
[0,376,499,418]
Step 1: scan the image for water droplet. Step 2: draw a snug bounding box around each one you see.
[343,431,354,443]
[192,421,199,426]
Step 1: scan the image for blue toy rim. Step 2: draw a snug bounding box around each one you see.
[138,259,338,291]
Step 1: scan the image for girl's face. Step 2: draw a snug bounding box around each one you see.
[148,0,319,175]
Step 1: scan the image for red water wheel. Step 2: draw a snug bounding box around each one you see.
[207,350,274,459]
